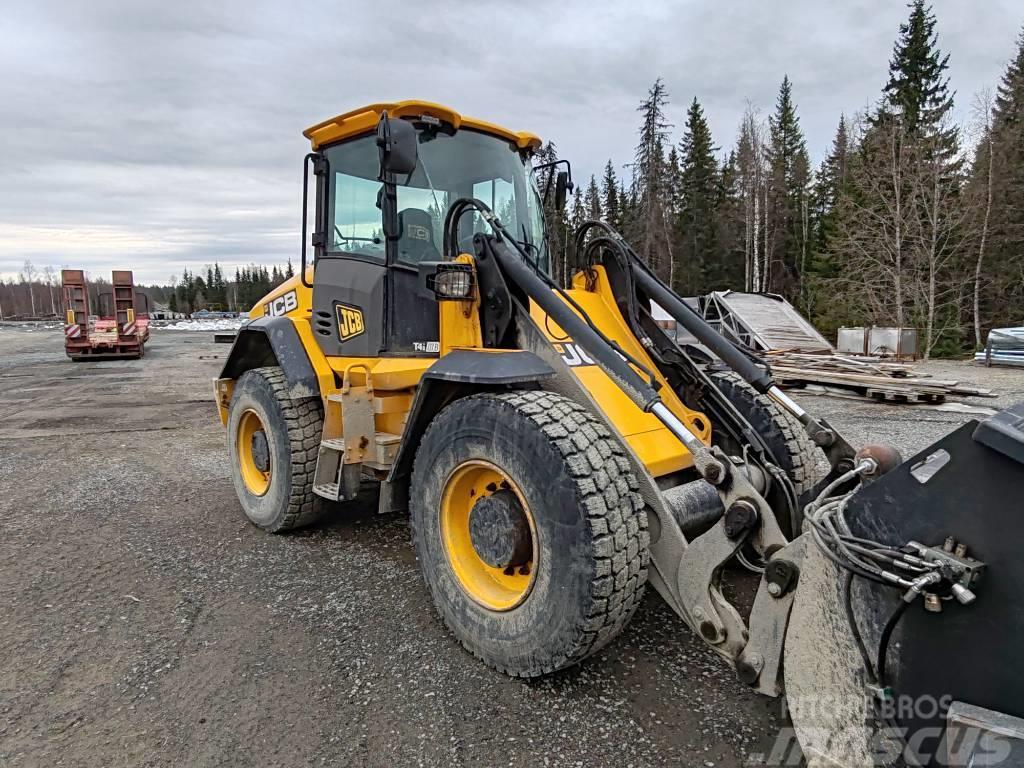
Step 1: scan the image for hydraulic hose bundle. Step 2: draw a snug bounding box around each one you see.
[805,463,982,701]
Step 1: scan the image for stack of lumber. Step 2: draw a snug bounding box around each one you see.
[763,350,995,404]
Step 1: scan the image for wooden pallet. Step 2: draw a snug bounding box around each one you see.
[766,354,994,403]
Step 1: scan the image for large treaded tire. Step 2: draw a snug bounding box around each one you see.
[709,371,824,537]
[227,366,325,533]
[411,390,650,677]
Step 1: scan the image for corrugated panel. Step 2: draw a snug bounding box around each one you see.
[711,291,832,352]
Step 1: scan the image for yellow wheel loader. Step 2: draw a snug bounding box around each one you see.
[215,101,1024,766]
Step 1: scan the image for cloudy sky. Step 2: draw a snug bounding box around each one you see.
[2,0,1021,285]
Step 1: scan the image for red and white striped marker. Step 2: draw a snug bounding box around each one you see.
[122,323,136,336]
[64,324,81,339]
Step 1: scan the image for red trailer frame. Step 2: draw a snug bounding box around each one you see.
[62,269,150,361]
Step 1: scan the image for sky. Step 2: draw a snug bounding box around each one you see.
[1,0,1021,285]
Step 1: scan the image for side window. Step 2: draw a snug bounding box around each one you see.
[326,136,386,260]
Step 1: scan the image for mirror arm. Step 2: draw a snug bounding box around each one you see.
[533,158,574,208]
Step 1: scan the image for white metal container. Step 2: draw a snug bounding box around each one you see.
[868,327,918,359]
[836,327,868,355]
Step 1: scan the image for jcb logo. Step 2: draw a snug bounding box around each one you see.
[555,343,596,368]
[264,289,298,317]
[407,224,430,241]
[336,303,365,342]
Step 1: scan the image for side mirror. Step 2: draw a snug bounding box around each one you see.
[377,114,418,177]
[554,170,571,211]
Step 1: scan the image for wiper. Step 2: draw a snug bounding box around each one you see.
[418,157,444,225]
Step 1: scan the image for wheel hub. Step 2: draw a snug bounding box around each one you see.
[468,489,532,569]
[250,430,270,473]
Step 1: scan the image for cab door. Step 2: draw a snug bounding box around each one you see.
[386,186,444,356]
[312,135,388,358]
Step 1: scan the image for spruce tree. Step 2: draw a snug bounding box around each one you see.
[568,185,585,273]
[601,161,620,230]
[632,79,674,281]
[878,0,961,355]
[880,0,955,146]
[766,76,812,302]
[584,175,602,221]
[813,114,853,273]
[715,150,747,290]
[676,97,721,294]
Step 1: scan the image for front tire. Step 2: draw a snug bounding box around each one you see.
[411,391,649,677]
[227,366,324,532]
[709,371,824,536]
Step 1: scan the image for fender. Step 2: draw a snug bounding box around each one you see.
[380,349,555,513]
[219,317,319,399]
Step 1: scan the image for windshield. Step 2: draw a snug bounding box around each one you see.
[398,127,548,271]
[325,126,549,271]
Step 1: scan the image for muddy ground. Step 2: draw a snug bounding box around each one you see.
[1,328,1020,767]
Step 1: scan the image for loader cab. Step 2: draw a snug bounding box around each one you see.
[305,102,546,358]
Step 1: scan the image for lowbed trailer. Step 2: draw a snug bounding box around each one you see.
[62,269,150,361]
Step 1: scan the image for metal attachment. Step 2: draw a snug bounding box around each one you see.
[812,428,836,448]
[951,583,977,605]
[764,558,800,598]
[703,461,725,485]
[723,499,759,539]
[924,593,943,613]
[736,652,764,685]
[250,430,270,473]
[468,489,531,569]
[700,620,721,643]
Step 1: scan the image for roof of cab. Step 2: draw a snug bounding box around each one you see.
[303,100,543,152]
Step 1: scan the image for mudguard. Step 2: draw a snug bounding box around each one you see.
[382,350,555,510]
[219,317,319,399]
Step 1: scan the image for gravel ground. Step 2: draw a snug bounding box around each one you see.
[1,326,1021,767]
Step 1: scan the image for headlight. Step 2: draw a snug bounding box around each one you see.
[427,263,475,300]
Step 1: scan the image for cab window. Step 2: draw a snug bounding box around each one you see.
[326,135,386,260]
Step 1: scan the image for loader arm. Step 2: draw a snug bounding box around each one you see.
[452,200,808,680]
[454,200,1010,767]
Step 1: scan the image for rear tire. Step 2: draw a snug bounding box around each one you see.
[411,391,649,677]
[227,366,325,532]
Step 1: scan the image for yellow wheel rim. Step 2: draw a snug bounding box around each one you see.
[440,460,537,611]
[237,409,271,496]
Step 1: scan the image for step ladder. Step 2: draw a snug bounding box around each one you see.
[111,270,139,338]
[61,270,89,343]
[312,364,401,502]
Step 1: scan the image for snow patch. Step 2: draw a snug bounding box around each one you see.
[158,318,244,331]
